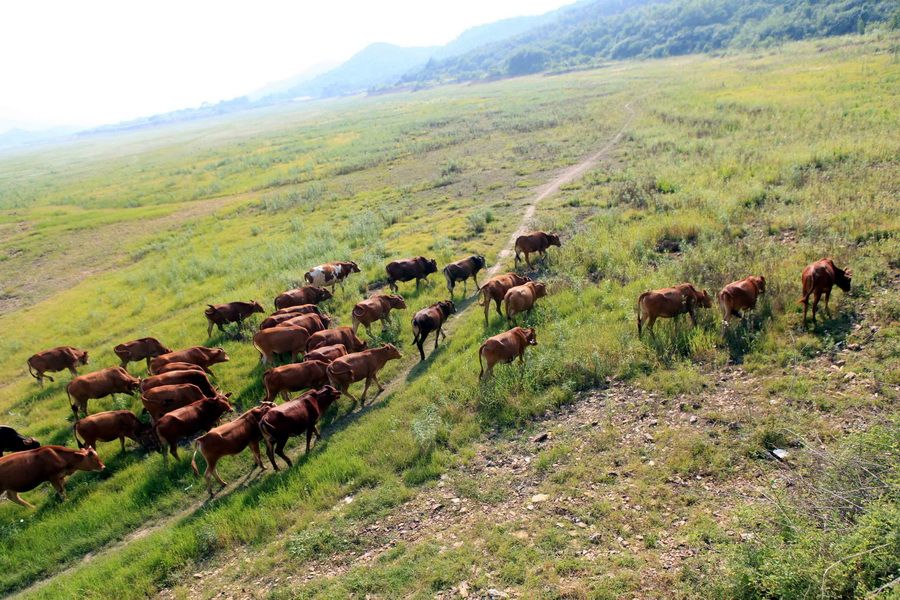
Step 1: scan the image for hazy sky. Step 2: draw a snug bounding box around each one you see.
[0,0,572,131]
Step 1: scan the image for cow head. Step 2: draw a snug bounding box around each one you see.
[473,255,486,269]
[437,300,456,317]
[532,282,548,299]
[385,294,407,309]
[421,257,438,275]
[313,385,342,412]
[135,423,160,452]
[382,344,403,360]
[835,267,852,292]
[18,435,40,451]
[208,347,230,364]
[77,350,90,366]
[522,327,538,345]
[514,274,532,286]
[212,393,234,414]
[250,300,265,314]
[751,276,766,295]
[347,261,361,274]
[547,233,562,248]
[78,447,106,471]
[697,290,713,308]
[316,287,334,302]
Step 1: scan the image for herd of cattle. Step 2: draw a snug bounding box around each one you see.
[0,227,851,507]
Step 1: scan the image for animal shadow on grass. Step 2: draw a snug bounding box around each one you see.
[721,301,774,364]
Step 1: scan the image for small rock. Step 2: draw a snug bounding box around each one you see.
[531,493,549,503]
[532,432,549,443]
[771,448,789,461]
[844,372,857,380]
[193,573,203,580]
[457,581,469,596]
[487,589,509,599]
[689,415,698,424]
[589,533,602,544]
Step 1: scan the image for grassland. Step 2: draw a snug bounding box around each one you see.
[0,33,898,599]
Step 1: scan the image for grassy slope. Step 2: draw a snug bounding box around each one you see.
[0,33,897,598]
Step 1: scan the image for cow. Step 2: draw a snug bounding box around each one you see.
[204,300,265,337]
[190,402,274,496]
[150,346,229,375]
[479,327,538,379]
[259,386,342,470]
[504,281,548,322]
[637,283,713,337]
[385,256,438,293]
[718,276,767,327]
[141,383,208,422]
[411,301,456,361]
[276,313,329,333]
[26,346,89,387]
[800,259,852,325]
[262,360,330,403]
[478,273,532,325]
[155,395,233,462]
[152,361,208,375]
[272,304,322,317]
[140,370,217,398]
[443,255,486,297]
[73,410,156,453]
[304,261,361,292]
[351,294,407,335]
[0,426,40,457]
[66,367,141,417]
[113,337,171,370]
[303,344,348,364]
[253,326,311,365]
[0,446,104,508]
[326,344,402,407]
[274,286,333,310]
[306,327,368,353]
[514,231,561,268]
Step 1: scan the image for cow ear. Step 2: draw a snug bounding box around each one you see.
[225,392,233,398]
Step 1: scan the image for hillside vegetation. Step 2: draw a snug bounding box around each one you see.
[0,34,898,599]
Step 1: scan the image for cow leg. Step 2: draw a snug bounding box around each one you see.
[169,442,180,460]
[5,491,35,509]
[689,308,698,327]
[209,459,226,488]
[389,279,397,293]
[120,436,126,452]
[250,440,265,469]
[50,477,67,501]
[435,327,443,350]
[306,428,314,453]
[647,316,657,336]
[811,292,821,324]
[207,321,213,338]
[360,376,372,405]
[372,372,385,394]
[417,337,426,362]
[824,290,832,316]
[525,252,533,269]
[69,367,78,377]
[264,437,279,471]
[341,386,359,408]
[37,373,44,387]
[281,390,290,402]
[275,439,292,468]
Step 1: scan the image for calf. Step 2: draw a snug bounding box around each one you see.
[0,426,40,457]
[191,402,274,496]
[0,446,104,508]
[411,301,456,361]
[205,300,265,336]
[152,361,208,375]
[113,337,171,370]
[150,346,229,375]
[478,273,531,325]
[800,258,852,325]
[306,327,368,353]
[272,304,322,317]
[504,281,547,322]
[26,346,89,387]
[263,360,330,403]
[155,395,233,461]
[141,383,208,422]
[443,255,486,297]
[274,286,333,310]
[327,344,402,407]
[73,410,156,453]
[718,276,766,326]
[277,313,329,333]
[253,325,311,364]
[637,283,713,337]
[140,370,217,398]
[385,256,438,292]
[304,261,361,292]
[514,231,561,268]
[351,294,407,335]
[259,386,341,470]
[67,367,141,417]
[479,327,538,379]
[303,344,348,364]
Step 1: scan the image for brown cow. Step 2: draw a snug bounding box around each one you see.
[303,344,348,364]
[155,395,233,462]
[263,360,330,403]
[253,326,311,365]
[0,446,104,508]
[204,300,265,336]
[411,301,456,361]
[514,231,561,268]
[304,261,361,292]
[274,286,333,310]
[66,367,141,417]
[259,386,341,470]
[306,327,368,353]
[326,344,402,407]
[478,273,532,325]
[140,370,217,398]
[718,276,766,326]
[386,256,438,292]
[150,346,229,374]
[637,283,713,337]
[113,337,171,370]
[443,255,487,297]
[73,410,156,452]
[272,304,322,317]
[141,383,208,422]
[351,294,407,335]
[191,402,274,496]
[479,327,538,379]
[277,313,329,333]
[26,346,89,387]
[152,361,208,375]
[800,259,852,325]
[504,281,547,322]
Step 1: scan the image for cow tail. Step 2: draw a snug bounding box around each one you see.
[478,344,485,379]
[411,319,420,344]
[26,362,39,381]
[72,421,84,449]
[477,286,487,307]
[259,419,275,450]
[798,273,815,305]
[718,290,730,317]
[636,292,649,336]
[190,440,202,477]
[351,305,366,320]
